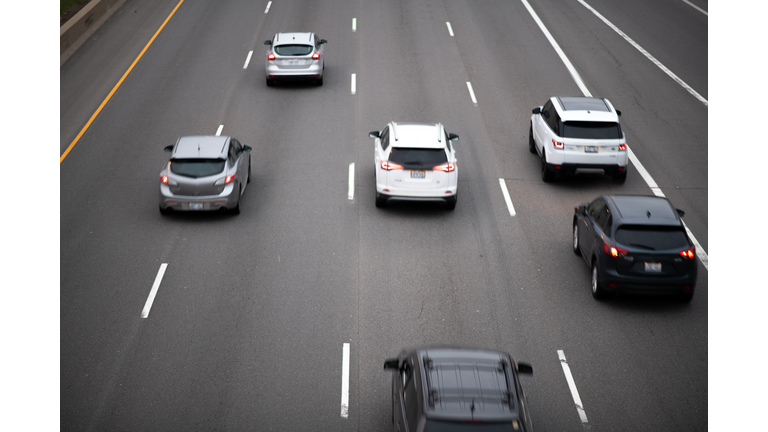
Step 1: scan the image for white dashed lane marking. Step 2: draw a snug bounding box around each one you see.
[142,264,168,318]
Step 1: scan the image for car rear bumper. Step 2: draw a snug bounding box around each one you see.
[544,162,628,176]
[376,191,457,205]
[266,64,323,79]
[598,264,697,296]
[159,184,238,211]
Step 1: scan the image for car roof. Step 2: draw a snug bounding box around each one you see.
[553,96,619,123]
[172,136,229,159]
[606,195,682,226]
[274,32,314,45]
[389,123,446,149]
[416,347,521,421]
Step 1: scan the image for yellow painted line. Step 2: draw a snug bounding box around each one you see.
[60,0,186,163]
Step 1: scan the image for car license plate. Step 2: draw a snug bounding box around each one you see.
[644,262,662,272]
[410,170,426,179]
[585,146,598,153]
[288,59,300,64]
[189,202,203,210]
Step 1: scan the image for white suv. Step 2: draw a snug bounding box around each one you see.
[529,96,628,183]
[368,123,459,209]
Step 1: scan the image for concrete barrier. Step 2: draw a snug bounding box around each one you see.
[60,0,128,66]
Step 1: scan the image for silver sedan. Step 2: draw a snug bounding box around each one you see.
[264,32,326,86]
[159,136,251,214]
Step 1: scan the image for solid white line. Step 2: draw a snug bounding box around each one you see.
[352,18,357,32]
[498,179,516,216]
[243,50,253,69]
[215,125,223,136]
[466,82,478,104]
[557,350,588,424]
[142,264,168,318]
[446,22,454,37]
[627,147,709,270]
[348,163,355,200]
[519,0,592,97]
[351,73,357,94]
[264,1,272,13]
[577,0,707,107]
[341,343,350,418]
[681,0,708,16]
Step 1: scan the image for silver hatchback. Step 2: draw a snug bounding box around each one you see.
[159,136,251,214]
[264,32,326,86]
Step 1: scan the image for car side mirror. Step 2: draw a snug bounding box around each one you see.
[243,145,252,152]
[320,39,327,44]
[575,205,587,216]
[264,40,272,45]
[449,133,459,141]
[616,109,621,116]
[543,110,550,118]
[164,145,174,152]
[369,131,380,139]
[517,362,533,375]
[532,107,541,114]
[383,358,398,370]
[676,209,685,218]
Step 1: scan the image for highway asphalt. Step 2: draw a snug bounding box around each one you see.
[46,0,749,430]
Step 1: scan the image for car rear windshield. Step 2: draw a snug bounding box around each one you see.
[170,159,225,178]
[615,226,689,251]
[274,44,313,56]
[561,121,622,139]
[424,420,523,432]
[388,148,448,169]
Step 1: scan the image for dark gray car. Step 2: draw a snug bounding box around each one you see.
[384,347,534,432]
[159,136,251,214]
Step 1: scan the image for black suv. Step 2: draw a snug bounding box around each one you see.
[383,347,534,432]
[573,195,698,301]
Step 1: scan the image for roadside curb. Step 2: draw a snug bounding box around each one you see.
[60,0,128,66]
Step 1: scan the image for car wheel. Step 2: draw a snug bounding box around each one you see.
[446,194,457,211]
[247,159,252,184]
[528,123,536,154]
[266,77,274,87]
[612,169,627,184]
[159,206,170,215]
[679,287,694,303]
[591,261,606,300]
[316,76,323,86]
[375,192,386,208]
[573,222,581,255]
[231,187,242,214]
[541,150,555,183]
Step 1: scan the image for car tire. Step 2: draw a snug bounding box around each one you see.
[591,261,607,300]
[446,194,457,211]
[266,77,274,87]
[528,123,536,154]
[316,76,323,86]
[231,187,242,214]
[679,287,695,303]
[573,222,581,256]
[612,169,627,184]
[541,150,555,183]
[247,159,252,184]
[159,206,170,215]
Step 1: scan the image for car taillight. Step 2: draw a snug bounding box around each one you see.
[604,240,628,257]
[619,143,627,151]
[381,161,403,170]
[161,175,168,184]
[226,173,236,184]
[680,249,695,259]
[433,162,456,172]
[268,53,276,61]
[312,52,320,60]
[552,139,564,149]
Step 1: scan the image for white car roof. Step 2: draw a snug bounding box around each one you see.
[390,123,445,149]
[553,97,620,123]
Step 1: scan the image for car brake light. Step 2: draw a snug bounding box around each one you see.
[268,53,276,61]
[604,240,628,257]
[380,161,403,170]
[619,143,627,151]
[679,249,695,259]
[226,173,236,184]
[552,139,564,149]
[433,162,456,172]
[312,52,320,60]
[161,175,169,184]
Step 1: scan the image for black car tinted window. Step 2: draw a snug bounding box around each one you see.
[170,159,225,178]
[389,148,448,169]
[274,44,313,56]
[381,127,390,151]
[615,226,690,250]
[561,121,622,139]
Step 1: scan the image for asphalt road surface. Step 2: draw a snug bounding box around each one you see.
[60,0,712,430]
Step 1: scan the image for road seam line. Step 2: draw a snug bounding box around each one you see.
[498,179,516,216]
[558,350,588,424]
[142,264,168,318]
